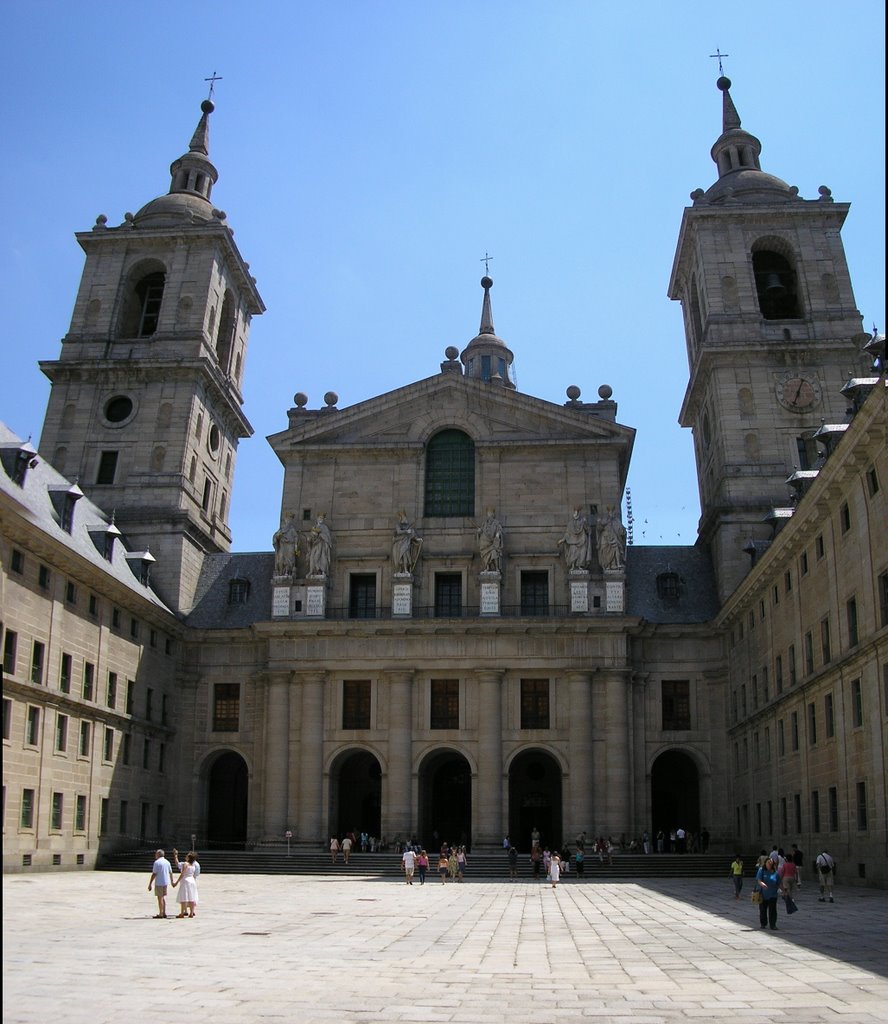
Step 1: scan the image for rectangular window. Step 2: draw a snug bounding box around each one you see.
[51,792,63,831]
[784,570,792,593]
[789,644,797,686]
[856,781,868,830]
[773,585,779,606]
[11,548,24,574]
[434,573,462,617]
[146,688,153,721]
[342,680,371,730]
[851,678,863,727]
[142,737,150,770]
[140,801,150,840]
[88,593,99,617]
[752,674,758,708]
[791,711,799,751]
[82,662,95,701]
[781,797,788,834]
[65,579,77,604]
[811,790,821,833]
[126,680,135,715]
[112,607,121,630]
[122,732,131,765]
[794,793,802,833]
[119,800,128,835]
[756,802,762,835]
[840,502,851,533]
[75,794,87,832]
[213,683,241,731]
[807,702,817,745]
[55,713,68,753]
[520,571,549,616]
[867,466,880,496]
[130,617,139,639]
[880,572,888,628]
[764,726,771,762]
[21,788,35,828]
[520,679,550,729]
[26,706,40,746]
[348,574,377,619]
[96,451,118,485]
[846,597,859,647]
[59,652,72,693]
[31,640,45,684]
[819,618,831,667]
[815,534,824,560]
[38,564,51,590]
[662,680,690,730]
[100,798,109,835]
[156,804,164,837]
[828,786,838,832]
[740,684,747,718]
[106,672,117,709]
[777,719,785,756]
[825,692,835,738]
[103,727,113,762]
[161,694,168,725]
[430,679,459,729]
[158,743,166,774]
[3,629,17,675]
[2,697,11,740]
[79,720,91,757]
[775,656,783,694]
[804,632,814,675]
[800,551,808,576]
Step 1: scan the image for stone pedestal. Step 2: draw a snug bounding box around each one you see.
[479,570,502,615]
[306,576,327,617]
[605,572,624,613]
[271,584,291,618]
[568,569,590,612]
[392,573,414,617]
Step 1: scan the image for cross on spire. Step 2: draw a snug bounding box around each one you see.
[204,71,223,101]
[709,49,729,76]
[480,251,494,275]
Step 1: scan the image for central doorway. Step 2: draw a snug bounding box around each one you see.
[508,749,562,852]
[419,749,472,850]
[206,751,248,849]
[330,749,381,839]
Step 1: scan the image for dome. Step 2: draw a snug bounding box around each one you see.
[133,191,214,227]
[704,168,798,204]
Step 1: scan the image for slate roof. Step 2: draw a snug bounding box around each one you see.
[625,545,720,624]
[0,422,171,612]
[185,551,274,629]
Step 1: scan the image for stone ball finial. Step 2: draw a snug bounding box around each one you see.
[598,384,613,400]
[566,385,581,401]
[323,391,339,407]
[445,345,459,360]
[95,214,108,226]
[690,188,705,201]
[481,276,493,289]
[294,392,308,408]
[201,99,215,114]
[716,76,731,92]
[212,209,227,220]
[124,212,134,222]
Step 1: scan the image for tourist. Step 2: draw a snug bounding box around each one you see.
[456,846,468,882]
[402,846,416,885]
[148,849,173,919]
[508,845,519,880]
[791,844,805,887]
[417,850,429,884]
[342,834,353,864]
[531,844,542,879]
[448,848,459,881]
[755,857,781,930]
[438,851,450,883]
[575,846,585,876]
[330,836,340,864]
[550,852,561,888]
[730,853,744,900]
[779,853,798,900]
[172,852,199,917]
[816,849,836,902]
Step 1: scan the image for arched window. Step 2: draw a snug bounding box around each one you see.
[118,264,166,338]
[752,250,801,320]
[215,290,236,372]
[424,429,475,517]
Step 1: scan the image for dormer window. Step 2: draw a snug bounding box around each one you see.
[228,578,250,605]
[656,572,681,600]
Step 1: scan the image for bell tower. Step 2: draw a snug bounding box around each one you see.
[668,75,870,602]
[38,97,265,614]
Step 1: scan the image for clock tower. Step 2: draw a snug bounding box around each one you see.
[38,98,265,615]
[669,75,870,601]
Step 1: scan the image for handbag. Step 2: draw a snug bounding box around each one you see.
[784,895,799,914]
[751,890,762,904]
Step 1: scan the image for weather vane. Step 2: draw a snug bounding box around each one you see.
[204,71,223,101]
[480,251,494,275]
[709,49,729,76]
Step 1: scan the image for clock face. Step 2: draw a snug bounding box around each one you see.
[777,373,822,411]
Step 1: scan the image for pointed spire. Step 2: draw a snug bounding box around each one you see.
[187,99,213,157]
[479,275,495,335]
[718,76,742,131]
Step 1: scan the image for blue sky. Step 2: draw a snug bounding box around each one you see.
[2,1,884,553]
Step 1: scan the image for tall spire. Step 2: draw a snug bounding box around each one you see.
[719,75,742,131]
[478,275,496,335]
[460,275,516,388]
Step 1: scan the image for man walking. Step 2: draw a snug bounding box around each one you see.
[816,849,836,902]
[148,849,173,919]
[402,846,416,885]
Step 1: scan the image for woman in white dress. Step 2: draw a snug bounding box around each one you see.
[173,853,199,918]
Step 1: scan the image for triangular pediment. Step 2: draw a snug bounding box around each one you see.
[268,373,635,454]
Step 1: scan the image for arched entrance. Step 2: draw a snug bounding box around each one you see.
[508,749,562,852]
[419,750,471,850]
[650,749,700,838]
[330,749,382,839]
[206,751,248,849]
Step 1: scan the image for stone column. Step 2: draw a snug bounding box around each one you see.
[296,672,325,844]
[475,671,504,847]
[566,671,594,839]
[598,668,631,837]
[383,671,413,841]
[262,673,290,838]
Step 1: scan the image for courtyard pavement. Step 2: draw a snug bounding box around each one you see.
[4,869,888,1024]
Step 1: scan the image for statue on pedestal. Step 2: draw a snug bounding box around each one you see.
[392,511,423,574]
[557,507,593,571]
[477,508,503,572]
[272,513,299,577]
[307,514,332,576]
[597,505,627,571]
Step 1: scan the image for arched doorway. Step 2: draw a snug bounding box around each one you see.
[330,749,381,839]
[206,751,248,849]
[419,750,471,850]
[650,749,700,838]
[508,749,562,852]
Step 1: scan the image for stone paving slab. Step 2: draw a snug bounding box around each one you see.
[3,873,888,1024]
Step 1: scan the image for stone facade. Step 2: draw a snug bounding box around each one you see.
[2,78,885,885]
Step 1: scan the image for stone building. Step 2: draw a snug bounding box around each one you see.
[2,76,885,883]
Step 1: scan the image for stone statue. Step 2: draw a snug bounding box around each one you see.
[272,512,299,577]
[307,514,332,576]
[597,505,627,571]
[477,508,503,572]
[392,511,423,574]
[557,507,593,571]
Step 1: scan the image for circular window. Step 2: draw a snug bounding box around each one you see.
[208,424,221,456]
[104,395,134,424]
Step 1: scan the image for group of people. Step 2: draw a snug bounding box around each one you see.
[401,843,467,884]
[148,848,200,919]
[729,844,838,931]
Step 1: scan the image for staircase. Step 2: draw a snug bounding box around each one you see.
[100,847,740,880]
